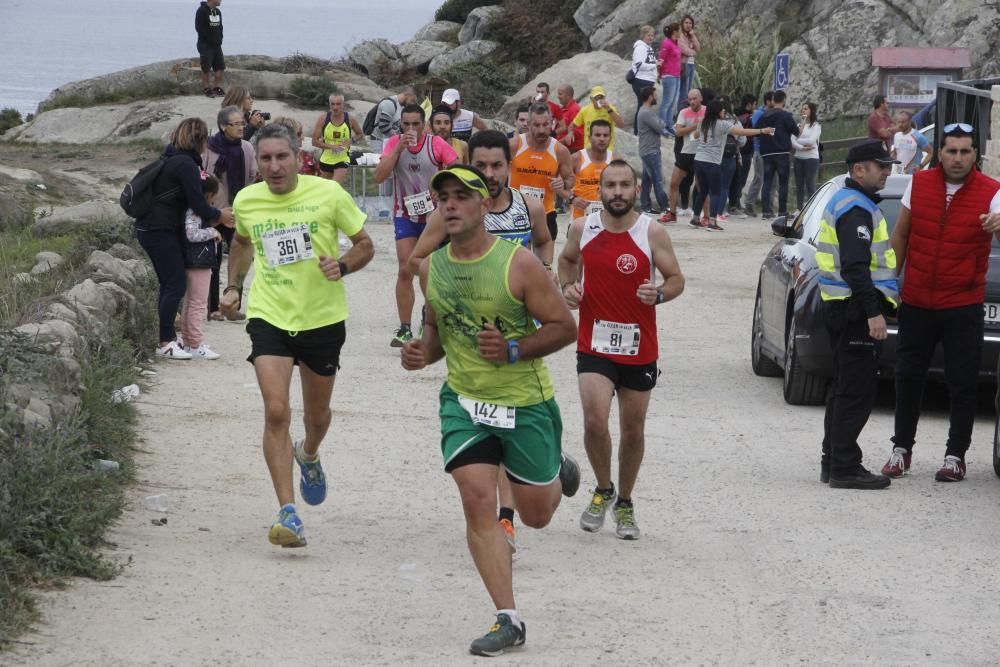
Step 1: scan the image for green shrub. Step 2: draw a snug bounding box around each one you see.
[0,108,23,135]
[435,0,497,23]
[288,75,341,109]
[434,59,521,117]
[696,20,780,100]
[44,80,185,111]
[492,0,586,76]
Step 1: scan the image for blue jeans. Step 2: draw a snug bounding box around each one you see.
[659,76,679,134]
[761,153,791,215]
[720,156,738,212]
[640,152,669,211]
[692,160,725,218]
[679,62,696,102]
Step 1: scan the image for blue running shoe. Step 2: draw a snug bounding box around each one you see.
[268,504,307,548]
[293,439,327,506]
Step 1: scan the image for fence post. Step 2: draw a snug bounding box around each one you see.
[985,85,1000,180]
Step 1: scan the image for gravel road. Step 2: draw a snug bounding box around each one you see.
[11,215,1000,667]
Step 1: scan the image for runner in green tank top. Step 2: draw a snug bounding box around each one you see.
[401,165,581,657]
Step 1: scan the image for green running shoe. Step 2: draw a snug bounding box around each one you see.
[390,325,413,348]
[579,488,616,533]
[469,613,525,657]
[614,503,641,540]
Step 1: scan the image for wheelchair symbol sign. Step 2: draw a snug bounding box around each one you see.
[774,53,790,90]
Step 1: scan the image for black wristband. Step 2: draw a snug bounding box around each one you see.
[338,260,349,277]
[223,285,242,296]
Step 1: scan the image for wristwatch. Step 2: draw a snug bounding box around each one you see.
[507,339,521,364]
[655,289,665,305]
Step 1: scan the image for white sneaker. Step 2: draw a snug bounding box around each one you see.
[184,343,220,360]
[677,207,693,217]
[156,341,192,360]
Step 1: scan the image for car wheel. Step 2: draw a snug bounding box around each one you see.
[783,316,828,406]
[751,286,782,377]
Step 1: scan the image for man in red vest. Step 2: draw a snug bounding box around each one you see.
[882,124,1000,482]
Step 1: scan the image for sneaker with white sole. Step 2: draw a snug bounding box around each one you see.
[184,343,220,360]
[935,455,966,482]
[155,341,192,360]
[881,447,911,478]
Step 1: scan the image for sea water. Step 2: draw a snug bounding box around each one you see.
[0,0,439,115]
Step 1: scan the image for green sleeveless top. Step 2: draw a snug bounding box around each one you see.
[427,238,555,406]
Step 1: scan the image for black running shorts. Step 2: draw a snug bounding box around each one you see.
[576,352,659,392]
[246,318,345,376]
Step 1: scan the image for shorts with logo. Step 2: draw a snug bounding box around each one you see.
[439,383,562,485]
[674,152,695,173]
[197,41,225,73]
[577,352,659,391]
[246,317,345,376]
[394,216,425,241]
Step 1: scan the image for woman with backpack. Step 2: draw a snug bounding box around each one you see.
[629,25,660,133]
[135,117,234,360]
[202,105,257,321]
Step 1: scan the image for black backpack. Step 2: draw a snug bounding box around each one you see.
[120,156,181,219]
[362,97,397,136]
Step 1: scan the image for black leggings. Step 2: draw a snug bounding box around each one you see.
[209,225,235,313]
[137,229,186,343]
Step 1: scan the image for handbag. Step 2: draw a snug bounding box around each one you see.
[625,68,636,84]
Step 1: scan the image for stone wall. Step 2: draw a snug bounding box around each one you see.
[985,86,1000,180]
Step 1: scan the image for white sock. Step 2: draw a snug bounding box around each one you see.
[497,609,521,627]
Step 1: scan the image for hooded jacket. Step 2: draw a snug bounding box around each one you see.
[195,2,223,46]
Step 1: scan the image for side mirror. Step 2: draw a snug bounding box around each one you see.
[770,215,795,238]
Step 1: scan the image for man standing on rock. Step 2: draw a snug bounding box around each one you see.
[559,160,684,539]
[374,104,459,347]
[401,165,580,656]
[510,104,574,243]
[195,0,225,98]
[221,123,375,547]
[880,124,1000,482]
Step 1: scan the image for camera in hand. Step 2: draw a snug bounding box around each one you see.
[253,110,271,121]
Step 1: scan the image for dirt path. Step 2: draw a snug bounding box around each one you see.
[9,217,1000,666]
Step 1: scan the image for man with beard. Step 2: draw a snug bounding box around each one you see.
[569,120,616,222]
[558,160,685,540]
[401,165,579,656]
[430,105,469,163]
[510,104,574,243]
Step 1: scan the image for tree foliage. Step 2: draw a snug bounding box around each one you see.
[435,0,498,23]
[695,20,781,100]
[492,0,586,76]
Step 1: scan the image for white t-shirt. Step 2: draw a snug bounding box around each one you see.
[901,180,1000,211]
[892,129,929,173]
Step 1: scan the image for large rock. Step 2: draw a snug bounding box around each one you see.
[458,6,504,45]
[0,194,27,230]
[573,0,621,36]
[500,51,637,129]
[31,251,64,275]
[13,320,84,358]
[348,39,401,76]
[31,199,129,236]
[413,20,462,43]
[85,249,142,290]
[428,40,501,75]
[397,41,453,73]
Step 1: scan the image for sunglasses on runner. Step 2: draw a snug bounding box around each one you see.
[943,122,974,134]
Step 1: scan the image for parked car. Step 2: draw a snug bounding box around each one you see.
[751,173,1000,405]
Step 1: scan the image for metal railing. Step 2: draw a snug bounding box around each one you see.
[933,78,998,167]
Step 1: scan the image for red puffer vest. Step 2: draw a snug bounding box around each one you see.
[903,166,1000,309]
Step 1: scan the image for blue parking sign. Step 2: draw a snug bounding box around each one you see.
[774,53,790,91]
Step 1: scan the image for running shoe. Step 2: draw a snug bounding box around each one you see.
[213,86,225,96]
[677,207,693,217]
[559,452,581,497]
[184,343,220,360]
[881,447,912,478]
[707,221,725,231]
[935,455,966,482]
[658,212,677,224]
[614,503,641,540]
[717,213,730,223]
[579,488,616,532]
[499,518,517,554]
[293,439,327,505]
[155,341,192,360]
[390,326,413,348]
[268,504,307,547]
[469,613,525,657]
[203,87,214,98]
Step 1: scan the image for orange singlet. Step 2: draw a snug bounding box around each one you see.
[571,149,610,220]
[510,134,559,214]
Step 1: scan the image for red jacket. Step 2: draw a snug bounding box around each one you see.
[903,165,1000,309]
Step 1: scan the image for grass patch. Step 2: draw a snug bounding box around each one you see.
[42,80,185,112]
[0,214,157,647]
[245,53,332,76]
[287,75,342,109]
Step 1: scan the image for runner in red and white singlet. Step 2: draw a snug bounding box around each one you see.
[558,159,684,541]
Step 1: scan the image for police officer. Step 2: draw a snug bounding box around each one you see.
[815,140,899,489]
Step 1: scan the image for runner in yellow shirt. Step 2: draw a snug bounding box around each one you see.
[222,123,375,548]
[568,86,626,152]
